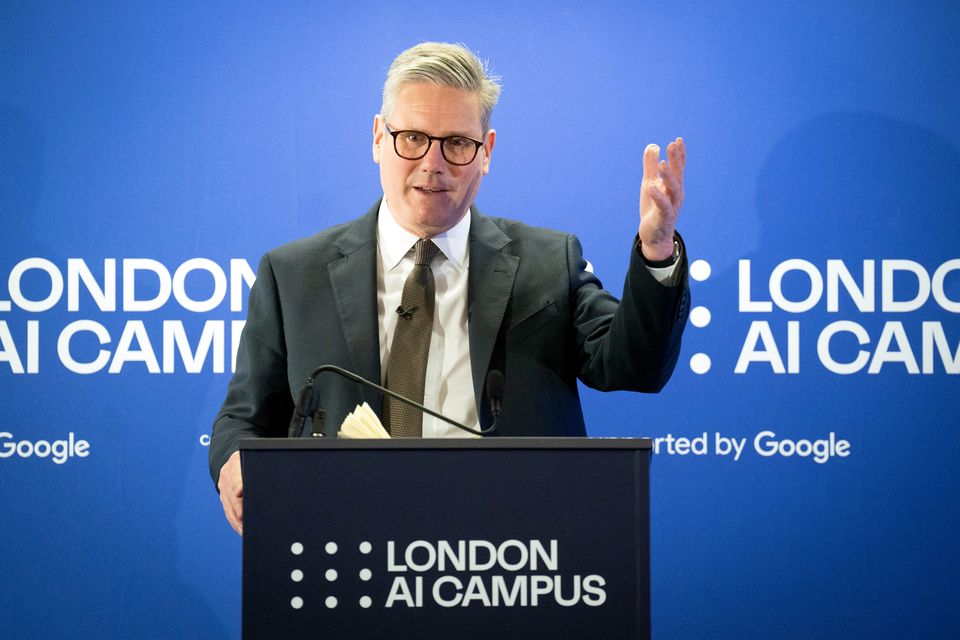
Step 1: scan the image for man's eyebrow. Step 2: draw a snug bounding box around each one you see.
[391,123,481,139]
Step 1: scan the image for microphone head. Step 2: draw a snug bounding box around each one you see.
[296,382,316,415]
[485,369,504,401]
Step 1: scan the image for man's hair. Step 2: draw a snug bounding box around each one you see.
[381,42,501,134]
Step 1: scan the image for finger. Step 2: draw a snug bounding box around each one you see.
[666,137,685,179]
[228,485,244,519]
[223,475,243,524]
[658,160,681,198]
[218,477,243,531]
[667,138,685,182]
[642,143,661,182]
[220,492,243,535]
[677,137,686,175]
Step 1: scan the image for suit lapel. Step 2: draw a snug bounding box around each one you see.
[328,203,382,411]
[467,210,519,413]
[327,204,518,418]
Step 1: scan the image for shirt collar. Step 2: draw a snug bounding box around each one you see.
[377,198,470,272]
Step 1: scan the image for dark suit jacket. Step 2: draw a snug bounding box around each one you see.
[209,202,690,481]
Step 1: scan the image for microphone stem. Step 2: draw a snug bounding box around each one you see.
[308,364,497,436]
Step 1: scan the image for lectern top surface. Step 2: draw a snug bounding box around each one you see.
[240,437,652,451]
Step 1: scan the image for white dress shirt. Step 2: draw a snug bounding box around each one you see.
[375,198,682,438]
[377,200,478,437]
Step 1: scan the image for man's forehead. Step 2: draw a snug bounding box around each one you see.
[390,83,484,136]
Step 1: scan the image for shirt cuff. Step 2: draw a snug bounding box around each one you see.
[637,237,683,287]
[646,259,682,286]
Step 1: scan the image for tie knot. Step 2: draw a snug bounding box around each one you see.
[414,239,440,266]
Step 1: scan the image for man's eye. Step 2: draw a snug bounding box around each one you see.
[403,132,426,145]
[446,137,470,149]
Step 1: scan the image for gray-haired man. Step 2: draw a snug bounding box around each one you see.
[211,42,689,534]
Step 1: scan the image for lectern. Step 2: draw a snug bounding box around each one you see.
[241,438,652,639]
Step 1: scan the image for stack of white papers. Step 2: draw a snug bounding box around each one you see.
[337,402,391,439]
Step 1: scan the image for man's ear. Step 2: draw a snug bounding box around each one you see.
[481,129,496,175]
[372,114,383,164]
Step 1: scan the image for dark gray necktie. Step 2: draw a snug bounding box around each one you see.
[384,238,440,437]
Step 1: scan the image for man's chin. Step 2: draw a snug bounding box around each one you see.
[401,205,466,236]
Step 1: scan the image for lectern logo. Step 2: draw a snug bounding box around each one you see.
[285,538,608,612]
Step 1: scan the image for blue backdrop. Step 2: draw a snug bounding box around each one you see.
[2,1,958,638]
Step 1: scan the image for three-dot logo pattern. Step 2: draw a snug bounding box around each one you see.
[288,540,375,611]
[689,259,712,374]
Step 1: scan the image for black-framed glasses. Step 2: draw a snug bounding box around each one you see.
[383,122,484,166]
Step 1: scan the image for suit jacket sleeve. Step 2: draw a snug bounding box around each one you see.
[489,218,689,437]
[209,252,293,484]
[571,232,689,393]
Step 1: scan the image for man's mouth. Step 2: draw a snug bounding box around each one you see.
[414,186,448,194]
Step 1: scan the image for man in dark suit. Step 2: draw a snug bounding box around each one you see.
[211,42,689,534]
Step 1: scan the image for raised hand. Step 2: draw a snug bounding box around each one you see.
[639,137,685,261]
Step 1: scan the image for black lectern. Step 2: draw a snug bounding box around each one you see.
[241,438,652,639]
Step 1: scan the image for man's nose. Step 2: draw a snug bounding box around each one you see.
[419,140,448,172]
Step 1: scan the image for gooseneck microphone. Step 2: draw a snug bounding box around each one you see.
[288,377,325,438]
[485,369,504,421]
[289,364,502,438]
